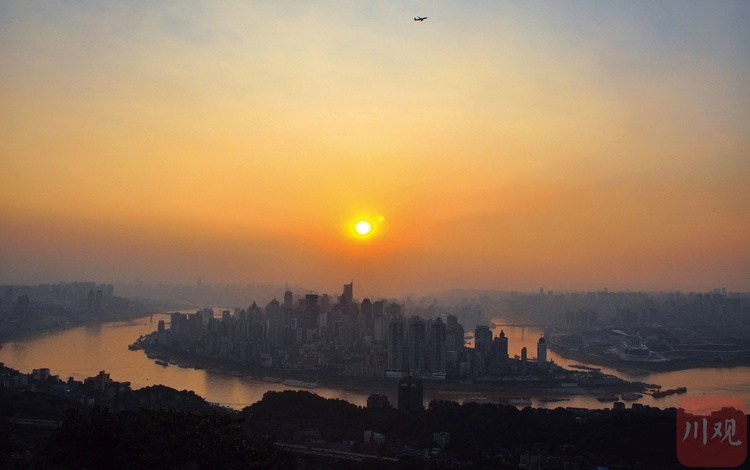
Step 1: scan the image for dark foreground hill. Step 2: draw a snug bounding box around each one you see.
[4,381,745,469]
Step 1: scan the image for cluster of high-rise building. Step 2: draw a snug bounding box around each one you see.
[155,282,550,380]
[0,282,143,338]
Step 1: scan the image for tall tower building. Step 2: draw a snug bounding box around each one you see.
[305,294,320,329]
[490,329,510,374]
[385,301,401,317]
[341,282,353,316]
[319,294,330,311]
[283,289,293,308]
[474,325,492,354]
[408,316,426,373]
[373,314,387,342]
[497,330,509,360]
[537,335,547,364]
[445,315,464,369]
[265,298,280,318]
[387,316,405,375]
[361,298,373,330]
[373,300,385,318]
[429,317,447,376]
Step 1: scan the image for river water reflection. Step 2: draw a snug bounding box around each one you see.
[1,313,748,410]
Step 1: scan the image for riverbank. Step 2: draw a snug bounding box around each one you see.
[138,340,655,402]
[5,312,749,412]
[547,340,750,373]
[0,310,160,343]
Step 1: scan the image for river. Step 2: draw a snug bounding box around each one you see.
[1,313,748,410]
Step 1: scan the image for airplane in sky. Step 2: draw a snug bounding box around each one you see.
[414,16,427,21]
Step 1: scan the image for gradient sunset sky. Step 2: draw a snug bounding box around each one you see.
[1,1,748,296]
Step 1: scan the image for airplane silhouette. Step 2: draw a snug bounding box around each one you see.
[414,16,427,21]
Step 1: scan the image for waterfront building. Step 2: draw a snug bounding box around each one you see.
[489,330,509,374]
[429,317,447,376]
[397,375,423,412]
[537,335,547,364]
[495,330,509,361]
[445,314,464,371]
[475,325,492,354]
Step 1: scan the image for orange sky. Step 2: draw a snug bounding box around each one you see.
[1,1,749,295]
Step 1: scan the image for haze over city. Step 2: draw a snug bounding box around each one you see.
[1,1,748,296]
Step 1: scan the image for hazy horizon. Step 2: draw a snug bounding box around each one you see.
[2,1,748,296]
[2,277,746,303]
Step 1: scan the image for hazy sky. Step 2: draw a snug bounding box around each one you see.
[1,1,749,296]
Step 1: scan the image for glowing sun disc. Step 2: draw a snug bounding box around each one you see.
[354,220,373,236]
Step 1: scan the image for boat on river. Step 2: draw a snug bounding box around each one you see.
[596,394,620,402]
[538,397,570,403]
[570,364,601,372]
[652,386,687,398]
[281,379,320,389]
[620,392,642,401]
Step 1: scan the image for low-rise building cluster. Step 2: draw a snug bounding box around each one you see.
[1,363,129,407]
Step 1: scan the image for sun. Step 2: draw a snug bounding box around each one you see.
[354,220,373,236]
[347,214,384,240]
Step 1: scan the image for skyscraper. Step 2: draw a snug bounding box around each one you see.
[319,293,330,311]
[496,330,509,361]
[265,298,280,318]
[304,294,320,329]
[361,298,373,330]
[385,301,401,317]
[387,316,405,376]
[445,314,464,370]
[283,289,293,308]
[429,317,447,377]
[341,282,353,316]
[474,325,492,354]
[489,329,509,375]
[537,335,547,364]
[408,316,426,373]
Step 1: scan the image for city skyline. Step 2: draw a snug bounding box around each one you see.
[1,1,748,296]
